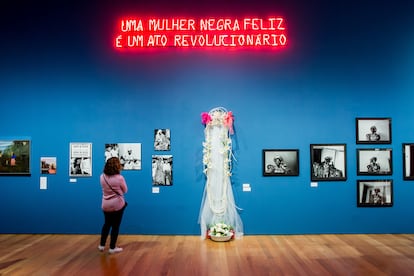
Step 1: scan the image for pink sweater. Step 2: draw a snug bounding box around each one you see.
[100,174,128,212]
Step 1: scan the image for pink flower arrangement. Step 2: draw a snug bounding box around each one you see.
[224,111,234,134]
[201,112,212,125]
[201,110,234,134]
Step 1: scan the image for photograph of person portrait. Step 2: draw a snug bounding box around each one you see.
[69,142,92,177]
[104,143,119,162]
[152,155,173,186]
[154,129,171,151]
[357,180,393,207]
[357,148,392,175]
[41,157,57,175]
[262,149,299,176]
[356,118,392,144]
[104,143,141,170]
[0,139,30,175]
[310,144,346,181]
[403,143,414,180]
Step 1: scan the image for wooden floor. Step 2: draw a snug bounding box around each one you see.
[1,234,414,275]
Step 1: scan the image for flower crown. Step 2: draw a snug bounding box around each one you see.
[201,110,234,134]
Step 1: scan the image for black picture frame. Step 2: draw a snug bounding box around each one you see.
[356,117,392,144]
[357,148,392,176]
[403,143,414,180]
[310,144,347,181]
[0,139,31,176]
[357,179,393,207]
[262,149,299,176]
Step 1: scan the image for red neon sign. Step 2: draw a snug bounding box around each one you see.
[114,17,287,49]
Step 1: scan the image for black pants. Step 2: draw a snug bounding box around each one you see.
[100,205,126,249]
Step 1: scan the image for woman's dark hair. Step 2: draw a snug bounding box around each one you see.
[104,157,121,175]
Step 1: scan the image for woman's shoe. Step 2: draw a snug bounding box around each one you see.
[109,247,123,254]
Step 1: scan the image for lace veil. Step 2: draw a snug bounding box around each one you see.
[198,107,244,239]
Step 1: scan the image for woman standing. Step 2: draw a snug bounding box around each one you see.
[99,157,128,254]
[10,152,16,166]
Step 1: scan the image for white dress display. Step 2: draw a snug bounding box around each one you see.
[198,107,244,239]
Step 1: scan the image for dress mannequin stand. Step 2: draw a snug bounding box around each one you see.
[199,107,243,239]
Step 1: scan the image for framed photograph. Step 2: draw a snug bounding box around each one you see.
[357,180,393,207]
[154,129,171,151]
[104,144,119,162]
[0,139,30,175]
[152,155,172,185]
[41,157,57,175]
[356,117,391,144]
[357,148,392,175]
[69,142,92,177]
[262,149,299,176]
[403,143,414,180]
[310,144,346,181]
[104,143,141,170]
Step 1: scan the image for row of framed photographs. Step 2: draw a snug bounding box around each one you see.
[50,142,174,185]
[5,140,174,186]
[68,142,174,186]
[263,143,414,181]
[0,129,171,176]
[2,140,174,186]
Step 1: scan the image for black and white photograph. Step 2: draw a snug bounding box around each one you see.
[69,142,92,177]
[403,143,414,180]
[311,144,346,181]
[0,139,31,175]
[105,143,141,170]
[357,148,392,175]
[104,143,119,162]
[356,118,392,144]
[357,180,393,207]
[262,149,299,176]
[152,155,173,185]
[119,143,141,170]
[154,129,171,151]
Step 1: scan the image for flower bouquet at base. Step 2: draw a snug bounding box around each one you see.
[206,222,234,242]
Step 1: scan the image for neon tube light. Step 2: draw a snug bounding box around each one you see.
[114,17,287,49]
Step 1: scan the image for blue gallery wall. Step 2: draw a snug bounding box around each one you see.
[1,0,414,235]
